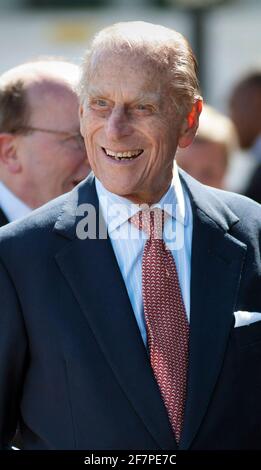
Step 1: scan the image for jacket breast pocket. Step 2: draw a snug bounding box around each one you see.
[231,321,261,394]
[233,320,261,349]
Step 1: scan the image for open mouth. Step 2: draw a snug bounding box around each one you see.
[102,147,144,161]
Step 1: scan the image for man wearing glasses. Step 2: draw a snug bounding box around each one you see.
[0,60,90,226]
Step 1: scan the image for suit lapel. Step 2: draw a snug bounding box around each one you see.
[179,172,247,449]
[54,174,177,450]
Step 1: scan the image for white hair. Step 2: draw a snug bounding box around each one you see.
[78,21,201,117]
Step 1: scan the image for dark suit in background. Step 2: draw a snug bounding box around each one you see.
[244,162,261,204]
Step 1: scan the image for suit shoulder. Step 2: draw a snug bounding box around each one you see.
[180,169,260,234]
[0,192,69,245]
[206,188,260,257]
[210,187,261,224]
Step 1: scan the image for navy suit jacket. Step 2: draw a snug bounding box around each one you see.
[0,170,260,450]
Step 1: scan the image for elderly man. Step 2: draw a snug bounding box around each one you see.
[0,60,90,226]
[0,22,260,451]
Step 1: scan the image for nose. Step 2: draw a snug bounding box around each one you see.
[105,106,132,141]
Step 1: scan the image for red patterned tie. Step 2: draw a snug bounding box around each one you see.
[131,208,189,443]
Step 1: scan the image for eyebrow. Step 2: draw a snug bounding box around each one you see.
[87,87,161,106]
[133,93,161,105]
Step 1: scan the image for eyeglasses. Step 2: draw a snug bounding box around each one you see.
[11,126,86,152]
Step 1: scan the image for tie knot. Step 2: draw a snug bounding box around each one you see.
[130,207,166,239]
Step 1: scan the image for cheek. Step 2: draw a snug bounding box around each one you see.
[157,117,179,144]
[83,113,101,138]
[36,149,70,182]
[83,123,101,153]
[61,160,78,177]
[55,152,83,179]
[144,123,170,153]
[23,151,50,177]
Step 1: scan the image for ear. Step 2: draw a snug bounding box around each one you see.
[0,133,22,173]
[178,99,203,149]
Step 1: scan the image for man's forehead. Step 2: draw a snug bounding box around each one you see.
[90,48,166,79]
[92,47,150,65]
[87,82,161,102]
[86,52,167,101]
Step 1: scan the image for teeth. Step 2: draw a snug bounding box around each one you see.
[104,148,142,158]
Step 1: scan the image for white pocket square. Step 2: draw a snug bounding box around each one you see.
[234,311,261,328]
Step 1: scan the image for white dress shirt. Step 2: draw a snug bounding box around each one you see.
[0,181,31,223]
[95,162,193,347]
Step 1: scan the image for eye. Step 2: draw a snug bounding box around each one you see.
[136,104,147,110]
[91,98,110,109]
[134,103,155,114]
[96,99,108,107]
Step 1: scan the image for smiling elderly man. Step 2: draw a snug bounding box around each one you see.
[0,22,260,451]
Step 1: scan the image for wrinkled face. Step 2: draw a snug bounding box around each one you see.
[80,52,190,204]
[15,83,90,208]
[177,140,227,189]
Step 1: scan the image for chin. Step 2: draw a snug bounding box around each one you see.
[107,185,128,197]
[104,182,131,198]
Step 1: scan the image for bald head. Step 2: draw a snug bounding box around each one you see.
[0,60,80,90]
[0,60,80,134]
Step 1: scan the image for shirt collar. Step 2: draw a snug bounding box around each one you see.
[0,181,31,222]
[95,161,188,235]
